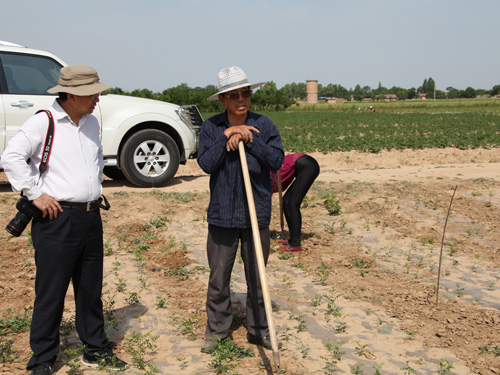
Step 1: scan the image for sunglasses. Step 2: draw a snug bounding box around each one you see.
[224,90,252,100]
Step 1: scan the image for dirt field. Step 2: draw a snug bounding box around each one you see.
[1,147,499,375]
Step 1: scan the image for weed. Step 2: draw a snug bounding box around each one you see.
[112,260,121,272]
[479,345,500,356]
[207,338,254,374]
[103,296,117,328]
[177,354,189,369]
[372,363,384,375]
[437,359,454,374]
[126,292,141,305]
[355,341,369,356]
[0,308,31,336]
[404,325,417,340]
[278,251,295,260]
[114,278,127,292]
[323,220,336,235]
[0,338,17,362]
[155,296,167,309]
[352,257,374,277]
[324,290,343,322]
[296,339,310,358]
[288,310,308,333]
[145,217,168,229]
[335,316,348,333]
[421,236,435,245]
[168,265,194,280]
[277,325,292,342]
[351,363,365,374]
[401,360,416,374]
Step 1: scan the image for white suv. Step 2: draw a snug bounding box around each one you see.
[0,41,203,187]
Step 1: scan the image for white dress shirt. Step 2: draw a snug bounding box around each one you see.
[0,100,104,202]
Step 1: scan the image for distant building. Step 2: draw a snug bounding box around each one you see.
[375,94,398,101]
[418,93,427,100]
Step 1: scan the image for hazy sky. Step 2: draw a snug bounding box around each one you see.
[2,0,498,92]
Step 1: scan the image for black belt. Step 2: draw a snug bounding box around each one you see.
[59,200,100,211]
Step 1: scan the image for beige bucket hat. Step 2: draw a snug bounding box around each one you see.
[47,65,111,95]
[207,66,265,101]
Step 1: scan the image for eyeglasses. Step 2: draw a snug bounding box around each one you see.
[224,90,252,100]
[87,93,100,100]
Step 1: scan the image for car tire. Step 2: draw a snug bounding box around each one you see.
[120,129,180,187]
[103,166,126,181]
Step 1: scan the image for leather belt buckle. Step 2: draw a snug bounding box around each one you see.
[86,201,99,211]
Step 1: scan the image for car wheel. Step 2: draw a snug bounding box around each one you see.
[103,166,126,181]
[120,129,180,187]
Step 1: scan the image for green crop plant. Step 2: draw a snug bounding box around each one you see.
[175,313,201,340]
[355,341,369,357]
[125,330,159,370]
[125,291,141,305]
[61,345,85,375]
[321,338,346,373]
[316,262,333,285]
[319,193,342,216]
[437,359,454,374]
[60,315,75,345]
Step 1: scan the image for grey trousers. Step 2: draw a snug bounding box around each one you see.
[205,224,270,340]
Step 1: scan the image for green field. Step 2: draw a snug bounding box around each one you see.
[202,99,500,153]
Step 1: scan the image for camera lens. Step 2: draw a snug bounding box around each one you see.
[5,211,32,237]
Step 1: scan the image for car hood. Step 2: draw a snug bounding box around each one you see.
[98,94,181,114]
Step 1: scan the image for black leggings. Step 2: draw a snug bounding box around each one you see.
[283,155,320,247]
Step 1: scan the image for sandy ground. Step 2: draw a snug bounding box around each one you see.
[1,147,499,375]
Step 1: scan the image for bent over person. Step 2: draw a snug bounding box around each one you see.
[197,66,284,353]
[0,65,127,375]
[271,153,320,252]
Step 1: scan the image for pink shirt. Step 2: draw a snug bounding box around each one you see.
[270,153,304,193]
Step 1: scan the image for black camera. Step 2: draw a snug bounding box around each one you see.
[5,196,42,237]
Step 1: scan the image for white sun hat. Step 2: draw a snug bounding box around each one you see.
[207,66,265,101]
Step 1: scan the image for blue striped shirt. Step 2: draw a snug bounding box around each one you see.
[197,111,284,228]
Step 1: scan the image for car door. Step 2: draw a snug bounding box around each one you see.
[0,52,62,148]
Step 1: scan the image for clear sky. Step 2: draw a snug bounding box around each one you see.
[2,0,498,93]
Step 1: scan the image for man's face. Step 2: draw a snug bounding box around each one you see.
[219,87,252,117]
[71,93,100,115]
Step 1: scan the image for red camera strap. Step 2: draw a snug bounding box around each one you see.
[36,110,54,176]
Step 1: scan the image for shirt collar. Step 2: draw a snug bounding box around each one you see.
[51,99,88,126]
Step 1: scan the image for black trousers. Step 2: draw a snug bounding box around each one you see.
[27,209,113,369]
[205,224,270,341]
[283,155,320,247]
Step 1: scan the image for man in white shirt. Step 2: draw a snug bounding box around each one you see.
[1,65,127,375]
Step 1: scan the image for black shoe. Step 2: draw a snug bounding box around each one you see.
[247,333,282,350]
[30,364,54,375]
[82,352,128,371]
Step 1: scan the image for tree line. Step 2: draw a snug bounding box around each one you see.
[105,78,500,111]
